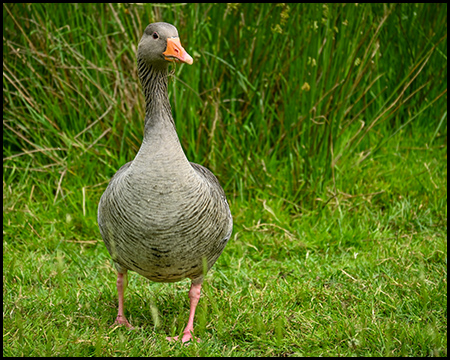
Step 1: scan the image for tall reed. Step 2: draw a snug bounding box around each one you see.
[3,3,447,213]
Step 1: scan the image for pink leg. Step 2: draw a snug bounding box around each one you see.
[112,271,134,329]
[167,281,202,343]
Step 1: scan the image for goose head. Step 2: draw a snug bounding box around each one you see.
[137,22,193,68]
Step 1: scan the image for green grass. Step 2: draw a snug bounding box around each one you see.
[3,3,447,356]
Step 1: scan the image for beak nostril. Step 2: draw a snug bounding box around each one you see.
[163,37,193,65]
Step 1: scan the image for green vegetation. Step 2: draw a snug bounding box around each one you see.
[3,3,447,356]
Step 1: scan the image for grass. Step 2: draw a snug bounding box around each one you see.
[3,3,447,356]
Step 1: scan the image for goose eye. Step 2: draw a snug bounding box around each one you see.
[152,32,159,39]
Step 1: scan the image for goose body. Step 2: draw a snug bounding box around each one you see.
[97,22,232,342]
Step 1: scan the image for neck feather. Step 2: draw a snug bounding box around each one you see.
[137,59,175,131]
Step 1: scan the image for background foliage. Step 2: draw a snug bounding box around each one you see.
[3,3,447,356]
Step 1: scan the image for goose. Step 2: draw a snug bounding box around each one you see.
[97,22,233,343]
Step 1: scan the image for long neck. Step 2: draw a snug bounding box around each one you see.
[134,58,188,170]
[137,58,176,137]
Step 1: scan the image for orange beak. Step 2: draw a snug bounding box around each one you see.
[163,37,193,65]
